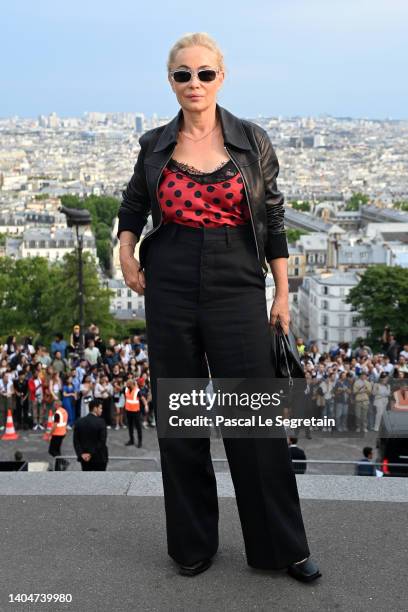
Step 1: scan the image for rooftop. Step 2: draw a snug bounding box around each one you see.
[312,271,360,285]
[298,233,328,250]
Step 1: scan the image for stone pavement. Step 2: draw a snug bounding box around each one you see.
[0,473,407,612]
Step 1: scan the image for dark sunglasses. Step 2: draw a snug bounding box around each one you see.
[170,68,220,83]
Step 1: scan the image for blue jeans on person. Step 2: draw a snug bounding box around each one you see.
[335,402,348,431]
[322,398,334,424]
[367,400,376,431]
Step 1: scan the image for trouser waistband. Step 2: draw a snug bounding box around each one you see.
[161,221,253,246]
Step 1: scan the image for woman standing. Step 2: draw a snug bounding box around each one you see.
[79,374,93,418]
[112,378,126,430]
[49,371,62,411]
[117,33,320,582]
[4,335,16,356]
[62,374,76,428]
[94,374,113,428]
[42,366,54,425]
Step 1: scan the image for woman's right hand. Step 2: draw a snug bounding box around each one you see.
[120,254,146,295]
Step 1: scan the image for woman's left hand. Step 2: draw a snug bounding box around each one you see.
[270,296,290,335]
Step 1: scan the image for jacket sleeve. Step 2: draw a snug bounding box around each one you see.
[117,134,151,241]
[73,424,83,459]
[258,132,289,261]
[97,421,107,450]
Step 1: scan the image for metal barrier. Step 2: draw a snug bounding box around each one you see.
[54,456,406,472]
[213,458,408,468]
[54,455,160,471]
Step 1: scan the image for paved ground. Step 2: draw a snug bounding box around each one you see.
[2,472,408,502]
[0,490,406,612]
[0,425,381,474]
[2,428,403,611]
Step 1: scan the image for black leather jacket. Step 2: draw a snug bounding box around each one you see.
[117,103,289,275]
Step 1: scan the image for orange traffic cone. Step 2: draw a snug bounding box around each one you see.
[1,409,19,440]
[42,410,54,441]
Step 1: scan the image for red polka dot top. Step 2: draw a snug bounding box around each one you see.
[157,157,251,228]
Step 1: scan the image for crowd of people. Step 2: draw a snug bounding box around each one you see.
[1,324,407,450]
[0,325,153,449]
[294,329,408,436]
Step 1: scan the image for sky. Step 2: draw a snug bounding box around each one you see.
[2,0,407,120]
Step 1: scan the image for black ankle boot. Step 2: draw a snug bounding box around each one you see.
[178,558,212,576]
[287,557,322,582]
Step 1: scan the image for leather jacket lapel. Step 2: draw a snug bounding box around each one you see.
[151,103,252,153]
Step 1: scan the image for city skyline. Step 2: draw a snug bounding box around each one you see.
[2,0,407,120]
[3,110,408,122]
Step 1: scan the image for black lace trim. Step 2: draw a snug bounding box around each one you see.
[168,158,238,184]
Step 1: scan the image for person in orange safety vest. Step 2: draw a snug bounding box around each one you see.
[124,379,146,448]
[48,404,69,470]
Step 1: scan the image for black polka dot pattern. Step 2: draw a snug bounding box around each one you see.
[157,165,250,228]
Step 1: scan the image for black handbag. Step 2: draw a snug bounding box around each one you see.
[270,323,305,382]
[270,324,306,426]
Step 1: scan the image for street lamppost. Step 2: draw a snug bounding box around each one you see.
[59,205,92,358]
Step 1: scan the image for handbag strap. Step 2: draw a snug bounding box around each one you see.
[279,333,294,388]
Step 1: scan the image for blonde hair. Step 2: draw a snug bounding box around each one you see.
[167,32,226,74]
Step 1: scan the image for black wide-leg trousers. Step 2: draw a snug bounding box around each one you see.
[143,221,310,569]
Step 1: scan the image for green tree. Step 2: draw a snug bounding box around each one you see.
[59,194,83,209]
[346,265,408,345]
[41,251,115,339]
[286,229,308,244]
[290,200,311,212]
[0,256,56,338]
[96,239,111,271]
[345,192,369,211]
[0,253,117,346]
[393,200,408,212]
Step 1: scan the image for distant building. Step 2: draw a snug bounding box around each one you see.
[364,222,408,240]
[293,272,369,350]
[297,233,328,271]
[285,208,331,232]
[337,242,390,266]
[6,227,97,262]
[47,112,60,129]
[313,134,326,148]
[288,246,306,277]
[106,278,145,320]
[361,206,408,225]
[135,114,145,134]
[0,207,69,238]
[1,174,28,190]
